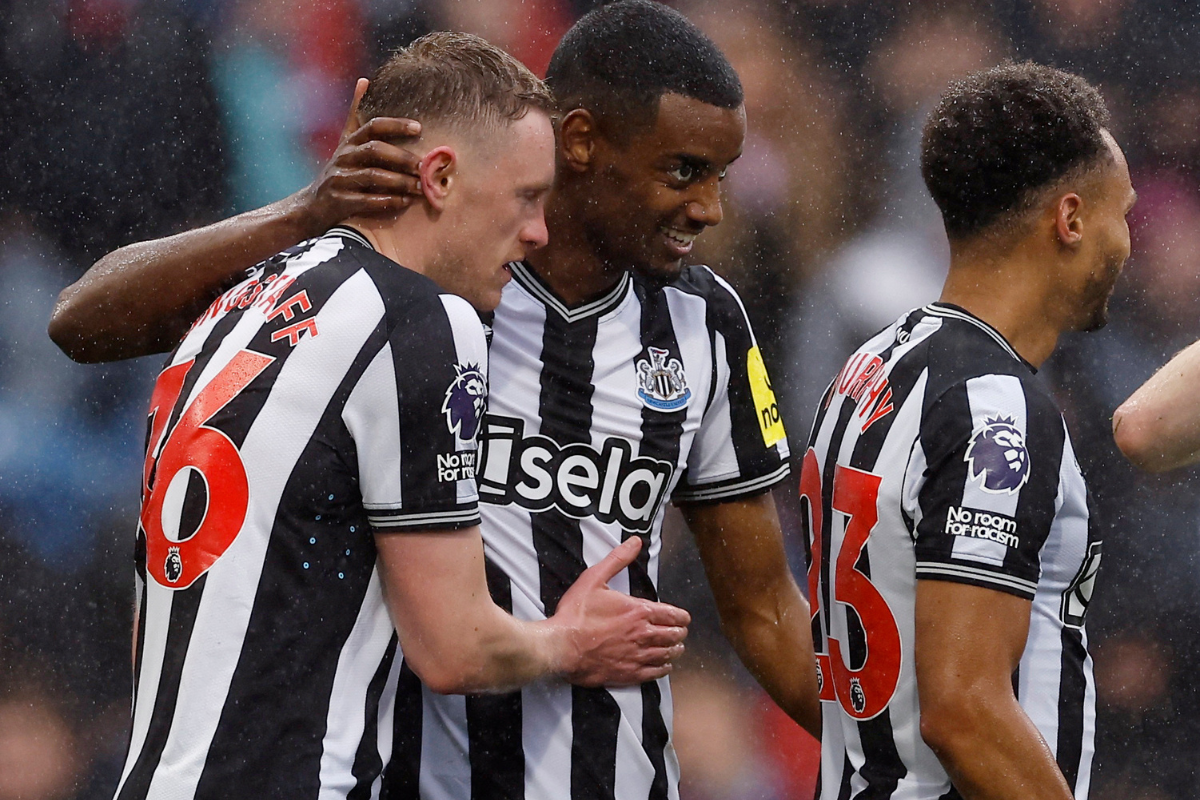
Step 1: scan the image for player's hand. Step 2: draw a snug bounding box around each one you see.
[296,78,424,235]
[551,537,691,687]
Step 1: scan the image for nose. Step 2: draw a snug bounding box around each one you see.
[521,208,550,251]
[686,176,724,228]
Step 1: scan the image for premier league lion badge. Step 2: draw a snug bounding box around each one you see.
[442,363,487,441]
[965,416,1030,494]
[636,347,691,412]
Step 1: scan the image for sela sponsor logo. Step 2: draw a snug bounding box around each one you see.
[747,345,785,447]
[636,347,691,412]
[825,351,894,435]
[477,415,674,533]
[944,505,1020,548]
[966,416,1030,494]
[442,363,487,442]
[437,451,476,483]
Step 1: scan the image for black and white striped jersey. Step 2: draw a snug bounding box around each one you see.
[382,260,791,800]
[117,227,488,800]
[801,303,1100,800]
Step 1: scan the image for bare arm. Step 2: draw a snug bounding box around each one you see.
[49,79,423,363]
[1113,337,1200,472]
[916,580,1072,800]
[682,493,821,739]
[375,530,691,695]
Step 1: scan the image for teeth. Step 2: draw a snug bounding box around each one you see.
[662,229,697,246]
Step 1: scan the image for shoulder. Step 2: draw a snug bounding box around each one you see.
[662,264,753,333]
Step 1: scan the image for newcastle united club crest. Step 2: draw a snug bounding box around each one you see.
[636,347,691,412]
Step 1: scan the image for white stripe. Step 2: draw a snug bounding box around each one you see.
[115,580,175,797]
[347,346,403,514]
[147,269,385,800]
[611,685,652,800]
[439,294,488,506]
[418,689,471,800]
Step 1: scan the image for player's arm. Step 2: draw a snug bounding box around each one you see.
[682,493,821,739]
[916,581,1073,800]
[375,528,690,694]
[1113,337,1200,471]
[48,78,422,363]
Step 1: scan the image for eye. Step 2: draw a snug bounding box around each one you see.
[667,163,699,183]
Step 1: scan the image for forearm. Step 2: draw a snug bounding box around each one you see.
[50,192,322,363]
[416,603,569,695]
[1114,338,1200,471]
[921,694,1072,800]
[715,578,821,738]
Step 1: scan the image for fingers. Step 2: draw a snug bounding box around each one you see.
[340,78,370,141]
[337,139,423,178]
[643,600,690,629]
[581,537,642,588]
[345,116,422,147]
[637,624,688,649]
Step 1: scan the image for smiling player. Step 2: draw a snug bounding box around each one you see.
[51,3,821,799]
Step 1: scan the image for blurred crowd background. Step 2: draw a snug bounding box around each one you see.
[1,0,1199,797]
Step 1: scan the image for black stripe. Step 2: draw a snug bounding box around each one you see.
[528,306,619,800]
[116,575,207,800]
[381,656,423,800]
[1055,627,1088,791]
[915,382,973,567]
[348,637,400,800]
[631,283,685,800]
[466,558,525,800]
[835,752,853,800]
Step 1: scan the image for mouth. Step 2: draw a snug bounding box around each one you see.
[660,227,698,258]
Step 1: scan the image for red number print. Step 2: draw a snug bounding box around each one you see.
[140,351,273,589]
[827,465,902,720]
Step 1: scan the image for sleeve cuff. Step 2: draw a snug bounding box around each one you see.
[915,561,1037,601]
[368,506,481,532]
[673,462,790,505]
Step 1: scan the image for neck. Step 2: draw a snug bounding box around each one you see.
[525,188,625,306]
[939,236,1067,368]
[343,213,437,276]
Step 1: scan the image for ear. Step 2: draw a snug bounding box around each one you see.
[1054,193,1084,246]
[559,109,599,173]
[419,146,456,212]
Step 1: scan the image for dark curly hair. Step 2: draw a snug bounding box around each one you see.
[920,62,1112,240]
[545,0,743,140]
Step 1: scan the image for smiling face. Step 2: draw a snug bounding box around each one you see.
[430,110,557,311]
[579,93,746,282]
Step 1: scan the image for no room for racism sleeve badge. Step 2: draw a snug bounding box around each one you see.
[965,416,1030,494]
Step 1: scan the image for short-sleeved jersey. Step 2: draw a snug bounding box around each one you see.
[801,303,1100,800]
[381,260,791,800]
[117,227,488,800]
